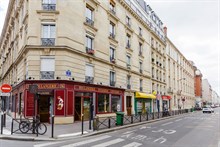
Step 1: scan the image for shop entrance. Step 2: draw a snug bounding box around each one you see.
[39,95,50,122]
[126,96,132,116]
[74,92,92,121]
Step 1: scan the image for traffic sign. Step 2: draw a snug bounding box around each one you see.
[0,84,12,93]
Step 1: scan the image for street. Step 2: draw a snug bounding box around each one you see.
[0,109,219,147]
[34,108,219,147]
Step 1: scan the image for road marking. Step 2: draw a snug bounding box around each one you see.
[34,141,64,147]
[140,126,147,129]
[175,119,182,122]
[122,142,142,147]
[57,131,88,138]
[161,122,173,126]
[153,136,167,144]
[61,135,111,147]
[91,138,124,147]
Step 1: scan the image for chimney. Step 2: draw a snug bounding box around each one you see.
[163,26,167,37]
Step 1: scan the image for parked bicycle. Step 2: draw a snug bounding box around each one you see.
[19,118,47,135]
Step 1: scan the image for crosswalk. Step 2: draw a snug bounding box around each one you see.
[60,135,142,147]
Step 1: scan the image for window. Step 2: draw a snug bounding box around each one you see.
[42,0,56,11]
[41,24,56,46]
[110,47,115,62]
[139,42,143,55]
[86,36,94,54]
[97,94,110,113]
[127,75,131,89]
[110,2,116,14]
[86,6,94,26]
[126,16,131,26]
[111,95,121,112]
[127,55,131,66]
[139,61,143,73]
[85,64,94,83]
[109,22,115,38]
[110,71,115,86]
[140,79,143,91]
[40,57,55,79]
[126,34,131,48]
[139,27,142,36]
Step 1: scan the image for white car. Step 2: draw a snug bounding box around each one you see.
[202,105,214,113]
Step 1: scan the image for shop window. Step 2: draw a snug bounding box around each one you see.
[111,95,121,112]
[97,94,110,113]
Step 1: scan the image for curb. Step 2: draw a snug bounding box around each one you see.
[0,112,197,141]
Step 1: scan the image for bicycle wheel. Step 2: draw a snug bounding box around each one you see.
[19,121,29,133]
[36,123,47,135]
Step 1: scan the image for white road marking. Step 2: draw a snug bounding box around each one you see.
[61,135,111,147]
[140,126,146,129]
[153,136,167,144]
[34,141,64,147]
[175,119,182,122]
[57,131,88,138]
[161,122,173,126]
[122,142,142,147]
[91,138,124,147]
[163,130,176,134]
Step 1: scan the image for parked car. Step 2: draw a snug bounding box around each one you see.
[202,105,214,113]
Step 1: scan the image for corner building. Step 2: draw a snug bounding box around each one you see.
[0,0,166,123]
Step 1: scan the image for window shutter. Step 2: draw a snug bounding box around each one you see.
[41,58,55,71]
[85,65,94,77]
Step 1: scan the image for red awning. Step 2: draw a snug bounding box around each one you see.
[162,95,171,100]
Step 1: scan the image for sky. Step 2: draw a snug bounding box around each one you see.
[0,0,219,95]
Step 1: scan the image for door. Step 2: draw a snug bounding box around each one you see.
[83,98,91,121]
[39,95,50,122]
[126,96,132,116]
[74,96,81,121]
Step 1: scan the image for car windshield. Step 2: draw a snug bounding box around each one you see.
[204,105,211,108]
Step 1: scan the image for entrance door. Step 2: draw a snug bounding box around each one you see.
[74,97,81,121]
[83,98,91,121]
[126,96,132,116]
[39,95,50,122]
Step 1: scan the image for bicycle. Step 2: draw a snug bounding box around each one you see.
[19,118,47,135]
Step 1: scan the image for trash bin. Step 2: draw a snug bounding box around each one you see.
[116,112,124,126]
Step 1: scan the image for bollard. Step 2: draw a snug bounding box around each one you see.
[81,114,84,135]
[51,115,54,138]
[139,114,141,122]
[131,115,133,124]
[147,112,148,121]
[3,112,6,127]
[1,115,3,134]
[108,117,111,128]
[11,118,14,135]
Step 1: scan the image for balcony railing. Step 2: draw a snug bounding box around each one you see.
[140,69,143,74]
[140,87,143,92]
[42,4,56,11]
[86,17,94,26]
[126,43,131,49]
[127,84,131,89]
[110,58,116,63]
[86,47,95,55]
[110,81,116,86]
[127,64,131,69]
[109,33,115,39]
[110,8,116,15]
[41,38,55,46]
[85,76,94,84]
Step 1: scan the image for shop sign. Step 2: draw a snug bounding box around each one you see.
[26,84,65,89]
[74,85,122,94]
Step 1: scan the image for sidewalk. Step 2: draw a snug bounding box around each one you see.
[0,112,196,141]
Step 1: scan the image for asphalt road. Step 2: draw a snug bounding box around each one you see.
[1,108,220,147]
[33,108,220,147]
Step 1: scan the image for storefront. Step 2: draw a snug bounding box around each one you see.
[162,95,171,111]
[134,92,156,114]
[10,80,124,124]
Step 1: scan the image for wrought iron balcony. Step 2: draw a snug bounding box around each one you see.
[85,17,94,26]
[140,69,143,74]
[109,33,115,39]
[110,8,116,15]
[127,84,131,89]
[86,47,95,55]
[110,81,116,86]
[140,87,143,92]
[85,76,94,84]
[126,43,131,49]
[110,58,116,63]
[41,38,55,46]
[42,4,56,11]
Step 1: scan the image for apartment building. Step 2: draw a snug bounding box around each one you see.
[194,67,203,107]
[166,38,195,110]
[0,0,167,123]
[202,79,212,105]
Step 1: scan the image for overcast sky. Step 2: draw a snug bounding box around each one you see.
[0,0,219,95]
